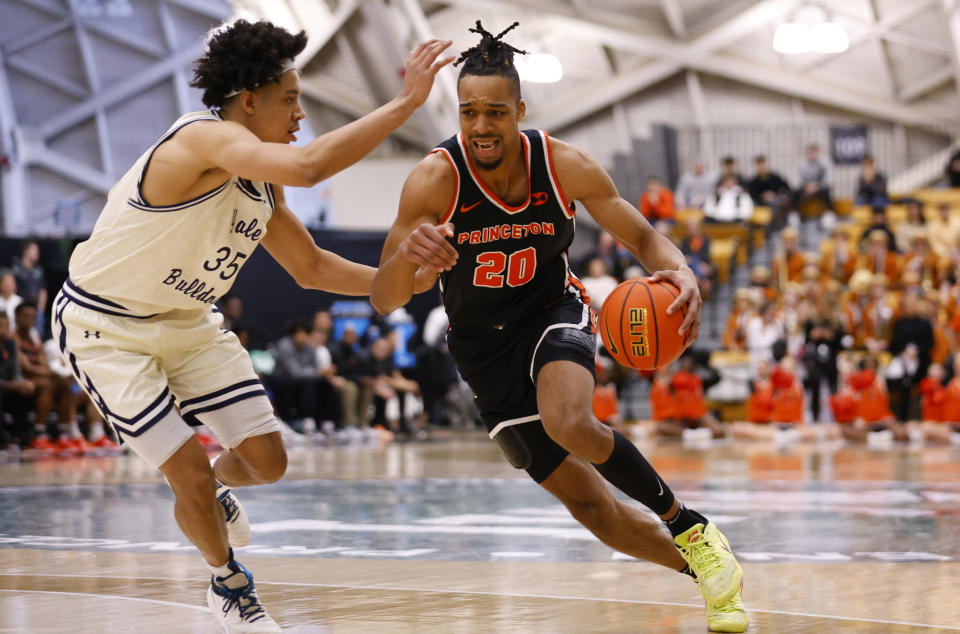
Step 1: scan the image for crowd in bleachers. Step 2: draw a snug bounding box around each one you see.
[589,148,960,446]
[0,241,120,458]
[231,300,479,445]
[7,146,960,461]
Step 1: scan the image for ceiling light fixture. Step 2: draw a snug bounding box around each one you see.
[515,53,563,84]
[773,4,848,55]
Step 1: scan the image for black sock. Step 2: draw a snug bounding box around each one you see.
[679,564,697,580]
[663,503,709,538]
[593,430,676,515]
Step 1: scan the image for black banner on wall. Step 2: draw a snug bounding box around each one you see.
[830,125,868,165]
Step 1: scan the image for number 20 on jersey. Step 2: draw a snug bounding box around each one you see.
[473,247,537,288]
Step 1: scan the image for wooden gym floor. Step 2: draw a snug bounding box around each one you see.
[1,433,958,633]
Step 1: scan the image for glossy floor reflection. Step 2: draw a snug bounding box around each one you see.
[1,433,959,632]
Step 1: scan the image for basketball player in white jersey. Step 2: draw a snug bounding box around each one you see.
[52,20,452,633]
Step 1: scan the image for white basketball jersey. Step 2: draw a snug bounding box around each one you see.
[67,110,274,316]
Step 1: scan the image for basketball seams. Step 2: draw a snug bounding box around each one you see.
[617,281,640,369]
[640,282,660,370]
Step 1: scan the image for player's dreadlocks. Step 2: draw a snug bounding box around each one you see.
[191,20,307,108]
[454,21,528,100]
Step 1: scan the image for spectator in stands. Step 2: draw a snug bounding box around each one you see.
[580,231,633,281]
[655,355,725,438]
[902,235,941,290]
[864,273,895,353]
[219,294,244,332]
[747,155,791,219]
[895,199,928,253]
[886,343,922,422]
[770,356,804,424]
[890,292,934,379]
[746,358,774,423]
[858,230,901,282]
[842,270,873,348]
[794,143,833,215]
[945,149,960,188]
[649,364,675,424]
[312,309,333,339]
[746,300,784,371]
[0,273,22,325]
[802,293,846,421]
[330,324,364,428]
[859,206,898,253]
[14,302,71,445]
[581,257,619,310]
[819,227,856,284]
[703,173,753,223]
[748,265,777,302]
[679,216,713,298]
[716,156,746,188]
[854,155,888,206]
[358,335,419,435]
[0,312,35,450]
[723,288,757,351]
[273,322,324,428]
[772,227,805,287]
[929,202,960,258]
[12,241,47,329]
[830,357,859,426]
[638,176,675,229]
[675,159,716,209]
[311,328,348,430]
[846,355,905,441]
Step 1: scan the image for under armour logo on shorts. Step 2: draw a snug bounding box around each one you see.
[84,330,101,339]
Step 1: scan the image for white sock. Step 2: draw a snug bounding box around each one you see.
[204,557,233,579]
[210,455,225,490]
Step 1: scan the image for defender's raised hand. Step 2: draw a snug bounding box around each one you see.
[399,40,455,108]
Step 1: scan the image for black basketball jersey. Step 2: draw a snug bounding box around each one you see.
[433,130,586,330]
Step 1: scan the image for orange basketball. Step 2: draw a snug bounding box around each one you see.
[598,277,688,371]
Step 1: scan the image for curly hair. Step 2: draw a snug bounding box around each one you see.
[455,21,527,100]
[191,20,307,108]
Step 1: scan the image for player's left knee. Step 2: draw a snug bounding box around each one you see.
[236,433,287,483]
[250,446,287,484]
[541,409,599,450]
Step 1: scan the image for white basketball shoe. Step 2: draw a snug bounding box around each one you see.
[207,559,281,633]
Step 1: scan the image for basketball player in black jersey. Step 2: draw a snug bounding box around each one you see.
[372,22,748,632]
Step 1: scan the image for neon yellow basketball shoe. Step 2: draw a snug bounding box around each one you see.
[674,522,743,606]
[705,586,749,632]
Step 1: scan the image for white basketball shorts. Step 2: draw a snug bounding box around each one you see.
[51,279,279,468]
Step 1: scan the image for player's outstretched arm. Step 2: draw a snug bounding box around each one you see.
[262,185,376,295]
[552,138,701,339]
[371,153,458,314]
[185,40,455,188]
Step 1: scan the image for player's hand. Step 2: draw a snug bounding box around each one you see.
[400,222,458,274]
[651,267,701,343]
[413,266,440,294]
[399,40,455,108]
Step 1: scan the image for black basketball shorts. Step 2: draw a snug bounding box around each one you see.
[446,297,597,483]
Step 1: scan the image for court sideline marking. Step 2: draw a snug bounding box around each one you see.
[2,573,957,630]
[0,588,208,612]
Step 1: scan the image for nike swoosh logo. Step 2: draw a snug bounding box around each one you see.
[604,319,619,355]
[460,201,481,213]
[656,478,664,496]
